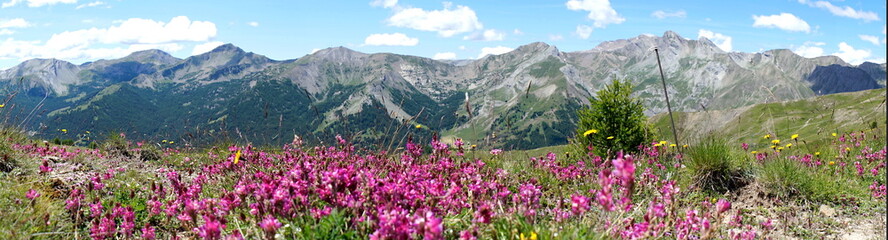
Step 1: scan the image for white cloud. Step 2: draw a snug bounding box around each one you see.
[859,35,880,46]
[247,21,259,27]
[651,10,686,19]
[75,1,103,9]
[387,3,482,37]
[0,16,214,62]
[463,29,505,41]
[40,16,215,52]
[370,0,397,8]
[798,0,879,22]
[432,52,456,60]
[512,29,524,35]
[0,38,183,62]
[549,34,564,41]
[363,33,418,46]
[697,29,732,52]
[191,41,225,55]
[832,42,871,65]
[0,18,31,28]
[0,29,13,35]
[575,25,593,39]
[565,0,624,28]
[752,13,811,33]
[793,42,825,58]
[477,46,512,58]
[458,45,466,50]
[2,0,76,8]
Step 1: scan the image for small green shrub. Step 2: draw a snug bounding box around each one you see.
[684,136,749,193]
[102,132,132,158]
[575,79,651,156]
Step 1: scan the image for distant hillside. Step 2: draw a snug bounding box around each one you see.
[651,88,886,147]
[0,31,885,149]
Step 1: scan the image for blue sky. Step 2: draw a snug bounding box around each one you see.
[0,0,885,69]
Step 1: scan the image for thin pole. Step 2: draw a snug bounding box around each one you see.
[654,48,680,148]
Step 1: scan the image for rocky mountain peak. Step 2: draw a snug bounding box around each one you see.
[209,43,245,54]
[514,42,560,56]
[124,49,181,65]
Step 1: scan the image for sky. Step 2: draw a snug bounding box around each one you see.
[0,0,885,69]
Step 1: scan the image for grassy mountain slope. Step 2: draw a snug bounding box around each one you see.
[651,88,887,147]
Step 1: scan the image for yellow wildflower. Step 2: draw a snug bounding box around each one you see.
[669,144,677,147]
[531,232,537,240]
[832,133,837,137]
[607,136,614,140]
[653,143,661,147]
[770,145,776,149]
[682,144,689,148]
[785,143,792,148]
[814,152,820,156]
[777,147,784,151]
[415,124,422,129]
[234,150,242,164]
[791,134,799,140]
[828,161,835,165]
[659,140,667,145]
[0,104,5,108]
[169,141,174,144]
[61,129,67,133]
[763,134,771,139]
[751,151,758,154]
[771,139,780,144]
[845,147,851,152]
[162,140,168,143]
[583,129,598,136]
[471,144,477,149]
[85,131,90,134]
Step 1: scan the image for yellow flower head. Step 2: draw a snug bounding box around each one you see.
[791,134,799,140]
[162,140,168,143]
[415,124,422,129]
[777,147,784,150]
[583,129,598,137]
[814,152,820,156]
[0,104,5,108]
[845,147,851,152]
[85,131,90,134]
[669,144,677,147]
[770,145,776,149]
[832,133,837,137]
[785,143,792,148]
[771,139,780,144]
[471,144,477,149]
[682,144,689,148]
[751,151,758,154]
[828,161,835,165]
[531,232,538,240]
[234,150,242,164]
[607,136,615,140]
[764,134,771,139]
[169,141,174,144]
[61,129,67,133]
[659,141,668,145]
[653,143,661,147]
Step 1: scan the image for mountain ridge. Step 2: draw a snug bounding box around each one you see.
[0,31,884,149]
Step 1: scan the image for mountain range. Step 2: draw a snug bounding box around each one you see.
[0,31,884,149]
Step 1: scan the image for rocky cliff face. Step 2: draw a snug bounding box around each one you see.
[0,31,883,148]
[806,64,882,95]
